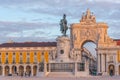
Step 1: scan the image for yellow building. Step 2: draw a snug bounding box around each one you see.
[0,42,56,76]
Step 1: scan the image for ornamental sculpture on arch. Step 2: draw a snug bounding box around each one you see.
[80,8,96,24]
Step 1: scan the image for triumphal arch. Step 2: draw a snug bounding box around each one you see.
[70,9,120,76]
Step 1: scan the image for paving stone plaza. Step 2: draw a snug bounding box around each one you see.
[0,76,120,80]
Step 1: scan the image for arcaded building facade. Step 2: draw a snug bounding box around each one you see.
[0,9,120,77]
[0,42,57,76]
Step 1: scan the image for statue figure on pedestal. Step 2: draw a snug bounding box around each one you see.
[60,14,68,36]
[70,49,77,61]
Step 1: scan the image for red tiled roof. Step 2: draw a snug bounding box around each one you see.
[113,39,120,45]
[0,42,57,47]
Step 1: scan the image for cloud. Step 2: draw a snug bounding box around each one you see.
[0,36,55,44]
[94,0,120,3]
[107,20,120,39]
[0,21,60,43]
[0,0,119,43]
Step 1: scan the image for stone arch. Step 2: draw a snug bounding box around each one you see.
[33,65,37,76]
[12,65,17,74]
[70,9,113,76]
[81,39,97,58]
[80,39,96,48]
[0,66,2,75]
[81,39,97,75]
[108,64,115,76]
[5,66,10,76]
[19,65,24,76]
[26,65,31,76]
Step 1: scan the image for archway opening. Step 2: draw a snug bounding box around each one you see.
[81,40,97,75]
[0,66,2,75]
[81,40,97,57]
[108,65,115,76]
[12,66,17,74]
[33,66,37,76]
[5,66,10,76]
[26,66,31,76]
[19,66,24,76]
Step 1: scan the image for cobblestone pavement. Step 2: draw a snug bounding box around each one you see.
[0,76,120,80]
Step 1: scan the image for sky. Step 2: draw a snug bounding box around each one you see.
[0,0,120,43]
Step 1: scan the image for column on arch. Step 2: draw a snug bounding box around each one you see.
[97,53,100,73]
[104,54,107,72]
[101,53,105,73]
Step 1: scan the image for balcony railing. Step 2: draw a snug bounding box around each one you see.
[19,62,23,64]
[26,62,30,64]
[5,61,8,64]
[12,61,15,64]
[33,62,37,64]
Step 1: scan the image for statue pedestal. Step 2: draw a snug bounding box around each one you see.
[56,36,70,62]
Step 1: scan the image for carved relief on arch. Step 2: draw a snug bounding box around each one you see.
[80,29,97,40]
[72,29,81,44]
[80,29,86,39]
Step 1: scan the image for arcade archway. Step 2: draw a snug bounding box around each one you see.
[33,66,37,76]
[108,65,115,76]
[19,66,24,76]
[0,66,2,75]
[26,65,31,76]
[12,66,17,74]
[5,66,9,76]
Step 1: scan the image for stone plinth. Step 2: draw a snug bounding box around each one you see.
[56,36,70,62]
